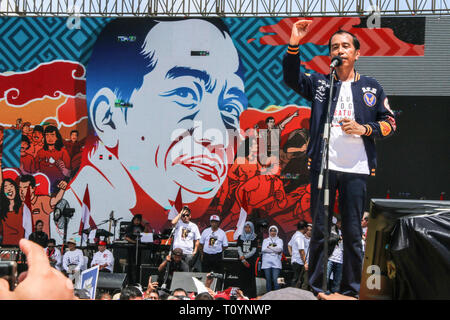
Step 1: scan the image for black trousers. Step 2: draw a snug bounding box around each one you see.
[308,170,366,297]
[238,259,257,298]
[291,262,305,288]
[201,253,224,274]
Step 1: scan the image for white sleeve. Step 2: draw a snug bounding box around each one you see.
[55,250,62,267]
[261,239,272,253]
[62,253,69,271]
[222,231,228,248]
[193,225,201,240]
[76,251,84,270]
[200,230,207,245]
[296,236,305,251]
[107,251,114,267]
[271,239,283,253]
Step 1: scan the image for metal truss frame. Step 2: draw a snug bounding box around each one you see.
[0,0,449,17]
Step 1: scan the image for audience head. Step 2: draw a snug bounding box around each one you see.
[172,287,188,299]
[195,292,214,300]
[120,286,143,300]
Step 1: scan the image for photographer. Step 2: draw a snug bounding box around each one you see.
[157,248,189,289]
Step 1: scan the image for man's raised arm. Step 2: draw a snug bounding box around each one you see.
[282,19,314,100]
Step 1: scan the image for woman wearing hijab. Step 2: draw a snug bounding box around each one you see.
[261,225,284,292]
[237,221,258,298]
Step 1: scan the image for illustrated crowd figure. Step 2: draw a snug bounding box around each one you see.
[0,118,84,243]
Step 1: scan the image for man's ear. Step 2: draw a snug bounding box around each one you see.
[355,49,360,61]
[89,88,122,148]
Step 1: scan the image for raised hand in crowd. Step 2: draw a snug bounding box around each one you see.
[0,239,74,300]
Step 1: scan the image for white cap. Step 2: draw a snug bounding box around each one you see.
[210,215,220,222]
[332,216,337,224]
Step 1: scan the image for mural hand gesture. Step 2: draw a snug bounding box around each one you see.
[290,19,313,46]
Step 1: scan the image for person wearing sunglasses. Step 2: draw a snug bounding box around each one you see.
[171,206,201,271]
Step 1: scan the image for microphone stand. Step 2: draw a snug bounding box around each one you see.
[161,227,177,290]
[134,231,142,284]
[317,65,338,293]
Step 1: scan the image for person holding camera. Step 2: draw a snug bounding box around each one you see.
[157,247,189,289]
[261,225,284,293]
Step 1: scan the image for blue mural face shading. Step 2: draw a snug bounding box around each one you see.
[80,18,247,230]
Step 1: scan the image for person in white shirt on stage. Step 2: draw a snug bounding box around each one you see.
[62,238,85,289]
[171,206,201,271]
[45,238,62,271]
[91,240,114,273]
[288,221,308,288]
[261,225,284,292]
[327,219,344,293]
[199,215,228,274]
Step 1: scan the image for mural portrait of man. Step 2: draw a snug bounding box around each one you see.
[56,18,248,241]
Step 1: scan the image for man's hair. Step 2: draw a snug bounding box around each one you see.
[48,238,56,245]
[119,286,142,300]
[32,125,44,134]
[87,18,244,130]
[21,135,31,149]
[195,292,214,300]
[70,130,79,135]
[20,174,36,188]
[43,125,64,151]
[172,288,187,296]
[74,289,91,299]
[35,220,44,226]
[133,214,142,222]
[328,29,360,51]
[22,122,31,128]
[265,116,275,124]
[297,220,308,231]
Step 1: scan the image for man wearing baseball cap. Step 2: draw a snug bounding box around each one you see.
[91,241,114,273]
[62,238,85,288]
[157,247,189,288]
[199,215,228,274]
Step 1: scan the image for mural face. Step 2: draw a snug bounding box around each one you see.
[0,17,425,246]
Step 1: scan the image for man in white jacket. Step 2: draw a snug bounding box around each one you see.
[91,241,114,273]
[62,238,85,288]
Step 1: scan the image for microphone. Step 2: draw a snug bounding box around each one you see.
[330,56,343,68]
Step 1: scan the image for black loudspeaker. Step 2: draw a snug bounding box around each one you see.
[97,273,128,290]
[360,199,450,300]
[170,272,218,293]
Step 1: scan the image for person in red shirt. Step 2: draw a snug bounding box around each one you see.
[63,130,84,171]
[35,125,71,193]
[27,125,44,158]
[20,136,35,175]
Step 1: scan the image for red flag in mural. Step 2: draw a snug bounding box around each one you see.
[78,185,97,242]
[233,193,249,240]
